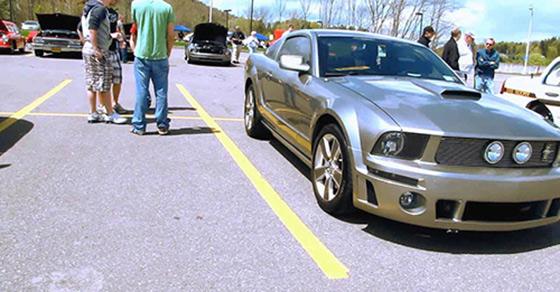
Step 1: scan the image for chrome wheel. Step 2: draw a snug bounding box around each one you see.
[244,88,255,131]
[314,133,343,202]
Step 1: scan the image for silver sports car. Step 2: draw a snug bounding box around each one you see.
[243,30,560,231]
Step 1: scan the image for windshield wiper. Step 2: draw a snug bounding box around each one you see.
[324,71,362,77]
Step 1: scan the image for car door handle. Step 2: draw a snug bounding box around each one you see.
[545,92,559,98]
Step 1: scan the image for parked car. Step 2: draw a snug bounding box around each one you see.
[185,23,231,65]
[0,20,25,53]
[33,13,82,57]
[21,20,40,31]
[500,57,560,126]
[244,30,560,231]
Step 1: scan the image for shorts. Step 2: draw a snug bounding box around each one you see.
[108,50,122,85]
[83,51,112,92]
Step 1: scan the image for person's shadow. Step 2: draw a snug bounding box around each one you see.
[0,117,35,170]
[268,136,560,255]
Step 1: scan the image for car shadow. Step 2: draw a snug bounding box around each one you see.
[0,117,34,169]
[144,126,219,136]
[267,134,560,254]
[185,61,234,68]
[41,52,82,60]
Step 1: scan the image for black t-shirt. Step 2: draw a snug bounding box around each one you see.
[231,31,245,45]
[107,8,119,51]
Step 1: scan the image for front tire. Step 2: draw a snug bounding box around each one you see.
[34,49,44,57]
[312,124,354,215]
[244,83,268,139]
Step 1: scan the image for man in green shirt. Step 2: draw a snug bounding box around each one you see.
[130,0,175,135]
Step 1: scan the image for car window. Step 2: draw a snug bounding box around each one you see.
[277,36,311,64]
[317,36,461,83]
[8,24,19,33]
[265,40,281,59]
[544,62,560,87]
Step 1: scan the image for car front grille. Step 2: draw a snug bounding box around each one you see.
[435,137,558,168]
[462,201,548,222]
[42,39,71,46]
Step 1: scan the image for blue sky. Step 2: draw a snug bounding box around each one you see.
[201,0,559,42]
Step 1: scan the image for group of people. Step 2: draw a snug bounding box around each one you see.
[81,0,175,135]
[418,26,500,94]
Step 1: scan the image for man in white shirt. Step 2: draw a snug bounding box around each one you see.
[458,32,475,82]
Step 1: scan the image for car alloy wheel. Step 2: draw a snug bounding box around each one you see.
[312,124,354,215]
[314,133,343,202]
[244,88,255,131]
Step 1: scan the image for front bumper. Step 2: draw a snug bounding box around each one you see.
[33,43,82,53]
[187,51,231,63]
[354,149,560,231]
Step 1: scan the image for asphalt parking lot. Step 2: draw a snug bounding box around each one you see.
[1,49,559,291]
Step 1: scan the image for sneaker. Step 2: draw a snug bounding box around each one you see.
[130,128,145,136]
[113,103,127,114]
[102,112,127,124]
[157,127,169,136]
[87,112,101,123]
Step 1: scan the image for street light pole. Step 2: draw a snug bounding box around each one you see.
[523,5,534,75]
[415,12,424,39]
[209,0,213,23]
[224,9,231,31]
[249,0,254,32]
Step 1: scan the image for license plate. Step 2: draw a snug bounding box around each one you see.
[51,48,61,53]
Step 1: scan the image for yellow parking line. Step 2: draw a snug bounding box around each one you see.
[0,79,72,133]
[0,112,243,122]
[176,84,349,280]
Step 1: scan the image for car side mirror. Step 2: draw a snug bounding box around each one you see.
[280,55,310,73]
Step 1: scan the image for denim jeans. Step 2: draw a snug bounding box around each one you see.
[119,48,128,63]
[475,75,494,94]
[132,57,170,131]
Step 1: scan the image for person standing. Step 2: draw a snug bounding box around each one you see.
[231,26,245,64]
[475,38,500,94]
[458,32,476,82]
[81,0,126,124]
[130,0,175,135]
[417,26,435,48]
[106,4,127,114]
[441,28,461,71]
[117,15,128,63]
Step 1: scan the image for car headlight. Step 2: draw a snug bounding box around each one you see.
[513,142,532,164]
[2,35,8,42]
[484,141,505,164]
[372,132,430,160]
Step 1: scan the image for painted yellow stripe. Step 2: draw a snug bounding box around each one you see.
[176,84,348,280]
[0,79,72,133]
[0,112,243,122]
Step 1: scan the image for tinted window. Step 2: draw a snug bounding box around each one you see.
[278,36,311,64]
[265,40,281,59]
[317,36,461,82]
[544,62,560,87]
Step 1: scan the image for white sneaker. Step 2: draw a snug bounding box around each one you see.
[102,112,127,124]
[88,112,101,123]
[97,105,107,115]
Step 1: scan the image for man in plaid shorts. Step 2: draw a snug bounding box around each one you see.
[105,5,127,114]
[81,0,126,124]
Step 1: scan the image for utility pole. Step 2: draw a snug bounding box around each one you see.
[523,5,534,75]
[249,0,254,32]
[9,0,14,21]
[209,0,213,23]
[224,9,231,31]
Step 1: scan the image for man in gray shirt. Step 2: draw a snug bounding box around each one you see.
[81,0,126,124]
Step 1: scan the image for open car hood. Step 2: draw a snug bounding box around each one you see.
[192,23,227,45]
[36,13,80,32]
[0,20,8,32]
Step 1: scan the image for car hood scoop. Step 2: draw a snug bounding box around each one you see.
[335,77,560,140]
[36,13,80,32]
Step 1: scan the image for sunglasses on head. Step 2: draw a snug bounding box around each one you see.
[485,43,494,46]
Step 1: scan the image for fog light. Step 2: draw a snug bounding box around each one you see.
[399,192,426,213]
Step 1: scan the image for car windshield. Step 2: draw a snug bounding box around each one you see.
[317,36,461,83]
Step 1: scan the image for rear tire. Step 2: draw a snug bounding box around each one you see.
[312,124,354,215]
[34,49,44,57]
[244,83,268,139]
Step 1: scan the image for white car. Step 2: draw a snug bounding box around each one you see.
[500,57,560,125]
[21,20,40,31]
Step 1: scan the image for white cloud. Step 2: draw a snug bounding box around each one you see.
[447,0,487,29]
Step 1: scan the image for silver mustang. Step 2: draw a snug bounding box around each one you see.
[243,30,560,231]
